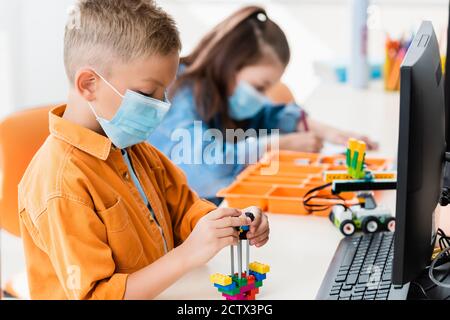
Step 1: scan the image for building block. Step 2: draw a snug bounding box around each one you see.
[249,262,270,274]
[249,270,267,282]
[247,290,256,300]
[218,286,241,296]
[232,275,248,287]
[239,283,256,293]
[214,282,236,291]
[211,219,268,301]
[246,291,255,300]
[347,139,367,179]
[223,293,247,300]
[210,273,232,286]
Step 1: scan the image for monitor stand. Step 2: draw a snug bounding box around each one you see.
[407,260,450,300]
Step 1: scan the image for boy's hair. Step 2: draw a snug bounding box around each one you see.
[64,0,181,84]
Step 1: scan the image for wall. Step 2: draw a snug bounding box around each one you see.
[0,0,448,119]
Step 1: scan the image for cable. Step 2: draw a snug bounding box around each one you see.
[302,182,354,214]
[421,229,450,292]
[429,245,450,288]
[410,281,429,299]
[437,228,450,255]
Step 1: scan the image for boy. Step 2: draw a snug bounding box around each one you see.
[18,0,269,300]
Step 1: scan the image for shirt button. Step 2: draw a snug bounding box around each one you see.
[123,172,130,180]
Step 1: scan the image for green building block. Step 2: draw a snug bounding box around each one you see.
[232,275,248,287]
[255,281,263,288]
[218,286,241,296]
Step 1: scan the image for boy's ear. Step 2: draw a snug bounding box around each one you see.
[75,69,99,101]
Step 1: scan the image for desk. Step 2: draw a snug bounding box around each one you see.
[156,81,401,300]
[1,82,403,299]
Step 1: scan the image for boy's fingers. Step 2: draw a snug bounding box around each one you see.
[218,236,239,249]
[249,230,270,246]
[247,225,269,240]
[216,227,239,238]
[208,208,241,221]
[213,216,251,229]
[249,213,267,235]
[254,237,269,248]
[242,206,262,233]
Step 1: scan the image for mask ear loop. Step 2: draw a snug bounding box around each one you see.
[87,101,100,120]
[86,69,125,120]
[93,70,125,98]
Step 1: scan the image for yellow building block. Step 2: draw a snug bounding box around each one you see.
[324,171,396,183]
[249,262,270,274]
[355,140,366,163]
[210,273,232,286]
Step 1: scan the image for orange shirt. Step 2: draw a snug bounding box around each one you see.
[18,105,216,300]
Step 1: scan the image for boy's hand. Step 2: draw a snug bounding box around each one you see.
[180,208,252,269]
[242,206,270,248]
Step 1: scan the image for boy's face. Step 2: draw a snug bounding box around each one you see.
[79,52,180,122]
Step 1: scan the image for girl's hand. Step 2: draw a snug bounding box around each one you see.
[321,127,379,151]
[306,119,379,151]
[278,132,324,153]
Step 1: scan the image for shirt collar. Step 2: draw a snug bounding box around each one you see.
[49,105,113,161]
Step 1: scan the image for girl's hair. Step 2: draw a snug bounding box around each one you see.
[173,6,290,131]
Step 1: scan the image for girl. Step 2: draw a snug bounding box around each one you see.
[150,6,377,204]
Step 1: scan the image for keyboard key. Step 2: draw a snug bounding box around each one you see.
[332,283,343,290]
[330,289,340,296]
[354,286,366,293]
[342,284,353,291]
[351,295,363,300]
[335,275,347,282]
[382,272,392,281]
[379,283,391,290]
[358,274,370,284]
[376,293,389,300]
[346,273,358,285]
[366,286,378,292]
[342,245,357,267]
[378,288,390,294]
[339,290,352,298]
[339,296,351,300]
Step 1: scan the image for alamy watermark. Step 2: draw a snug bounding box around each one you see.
[170,121,280,175]
[66,4,81,30]
[66,265,81,297]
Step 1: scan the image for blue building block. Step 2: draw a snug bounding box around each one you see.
[249,271,267,282]
[214,282,237,291]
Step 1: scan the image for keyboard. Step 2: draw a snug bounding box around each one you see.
[317,232,409,300]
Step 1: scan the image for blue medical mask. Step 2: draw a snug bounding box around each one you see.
[228,81,271,121]
[87,72,171,149]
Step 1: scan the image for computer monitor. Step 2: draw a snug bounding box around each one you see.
[393,21,446,285]
[446,1,450,151]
